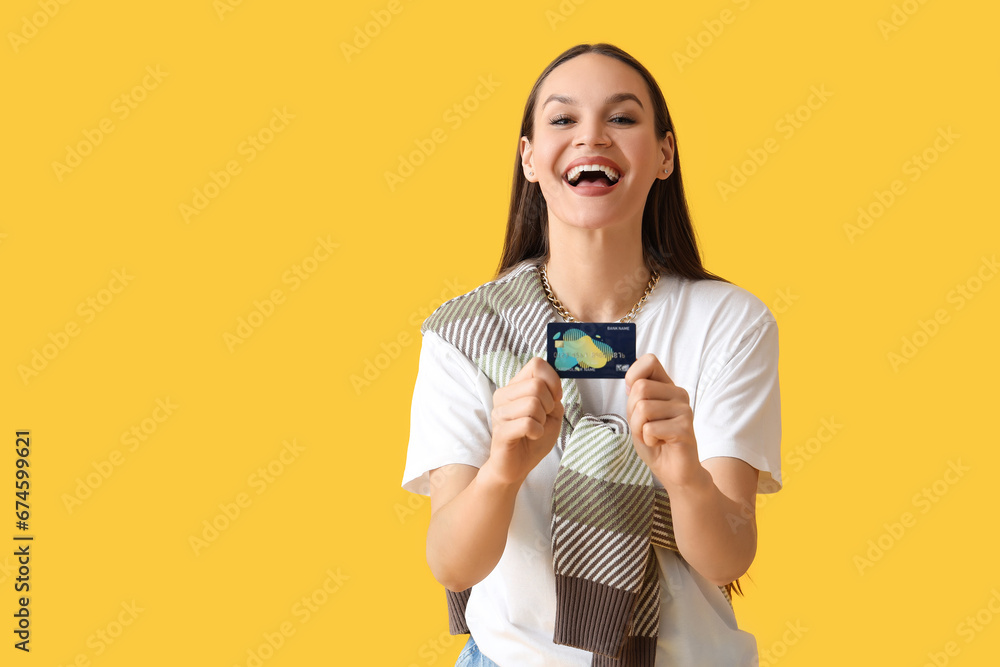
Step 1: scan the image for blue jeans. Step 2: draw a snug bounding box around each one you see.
[455,635,501,666]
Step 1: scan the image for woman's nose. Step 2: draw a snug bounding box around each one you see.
[574,116,611,147]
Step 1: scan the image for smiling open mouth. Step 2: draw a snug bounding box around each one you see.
[565,164,620,187]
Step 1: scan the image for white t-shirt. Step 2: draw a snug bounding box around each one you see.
[402,261,782,666]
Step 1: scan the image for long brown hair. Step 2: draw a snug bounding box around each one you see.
[494,43,730,289]
[495,43,749,599]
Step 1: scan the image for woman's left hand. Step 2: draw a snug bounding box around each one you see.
[625,354,708,489]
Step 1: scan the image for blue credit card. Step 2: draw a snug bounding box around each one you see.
[546,322,637,378]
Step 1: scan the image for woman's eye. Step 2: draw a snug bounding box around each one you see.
[548,114,636,126]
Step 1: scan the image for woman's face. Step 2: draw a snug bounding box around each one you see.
[521,52,675,234]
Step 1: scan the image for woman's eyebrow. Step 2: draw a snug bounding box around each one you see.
[542,92,644,110]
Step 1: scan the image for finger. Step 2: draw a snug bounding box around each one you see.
[629,395,690,426]
[627,378,676,402]
[497,377,556,414]
[541,400,565,440]
[497,416,544,442]
[504,398,563,443]
[641,420,686,448]
[518,356,563,403]
[624,353,673,392]
[630,413,670,448]
[629,410,646,447]
[494,394,547,429]
[628,394,693,449]
[631,431,656,463]
[626,381,688,421]
[517,415,547,441]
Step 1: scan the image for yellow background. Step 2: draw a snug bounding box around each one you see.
[3,0,998,664]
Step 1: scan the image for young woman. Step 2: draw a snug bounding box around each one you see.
[402,43,782,666]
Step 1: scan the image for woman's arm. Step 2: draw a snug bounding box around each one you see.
[426,461,522,592]
[425,357,564,592]
[625,354,761,587]
[659,456,759,587]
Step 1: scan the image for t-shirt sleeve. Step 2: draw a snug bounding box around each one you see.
[401,329,495,496]
[693,314,782,494]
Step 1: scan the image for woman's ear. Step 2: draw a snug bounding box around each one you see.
[520,136,535,181]
[659,131,676,179]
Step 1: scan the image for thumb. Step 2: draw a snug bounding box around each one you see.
[544,400,565,436]
[631,431,657,467]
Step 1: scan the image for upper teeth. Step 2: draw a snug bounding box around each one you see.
[566,164,620,184]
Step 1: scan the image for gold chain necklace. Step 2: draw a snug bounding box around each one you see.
[538,262,660,323]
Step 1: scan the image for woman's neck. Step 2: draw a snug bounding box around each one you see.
[543,226,652,323]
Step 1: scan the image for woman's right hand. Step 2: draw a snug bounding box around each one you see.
[426,357,564,591]
[482,357,565,486]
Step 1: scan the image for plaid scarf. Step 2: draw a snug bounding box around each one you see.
[422,260,732,665]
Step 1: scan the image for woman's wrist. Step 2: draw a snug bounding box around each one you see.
[652,461,715,499]
[476,457,527,495]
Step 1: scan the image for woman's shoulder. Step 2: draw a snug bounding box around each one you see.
[420,260,541,333]
[662,273,777,333]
